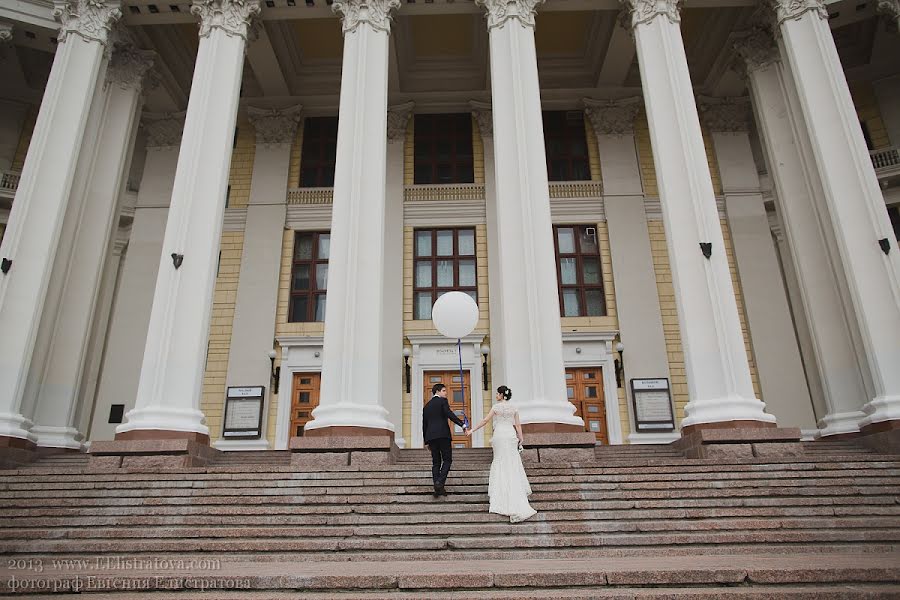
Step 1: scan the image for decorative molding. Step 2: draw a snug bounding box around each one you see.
[287,187,334,205]
[105,43,155,91]
[190,0,261,41]
[644,196,726,220]
[0,22,13,44]
[52,0,122,46]
[731,27,780,76]
[469,100,492,139]
[475,0,544,31]
[332,0,401,35]
[387,101,414,142]
[247,105,302,146]
[404,183,485,202]
[583,97,641,136]
[142,111,186,149]
[697,96,753,133]
[548,181,603,199]
[619,0,681,30]
[404,200,486,227]
[286,204,333,229]
[549,197,605,223]
[877,0,900,31]
[768,0,827,28]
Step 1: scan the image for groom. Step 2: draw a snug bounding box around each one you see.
[423,382,467,497]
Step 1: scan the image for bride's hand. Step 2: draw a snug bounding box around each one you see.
[465,429,473,437]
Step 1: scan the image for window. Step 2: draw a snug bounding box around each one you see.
[553,225,605,317]
[413,228,477,320]
[289,231,330,322]
[543,111,590,182]
[300,117,338,187]
[414,114,474,184]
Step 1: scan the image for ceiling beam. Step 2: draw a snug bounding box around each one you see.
[246,25,290,97]
[596,22,634,88]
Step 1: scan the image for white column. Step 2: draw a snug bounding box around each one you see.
[698,96,815,430]
[583,97,673,441]
[734,28,869,436]
[470,101,506,392]
[117,0,260,440]
[304,0,399,435]
[29,43,152,449]
[89,113,181,441]
[620,0,774,429]
[217,106,300,451]
[0,0,122,445]
[772,0,900,428]
[474,0,581,429]
[384,101,413,446]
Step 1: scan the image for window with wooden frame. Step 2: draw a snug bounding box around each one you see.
[543,111,590,182]
[413,228,477,320]
[413,113,474,185]
[288,231,330,323]
[299,116,338,188]
[553,225,606,317]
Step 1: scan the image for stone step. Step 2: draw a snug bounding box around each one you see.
[0,554,897,596]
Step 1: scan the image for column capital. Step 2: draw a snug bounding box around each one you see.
[246,105,302,147]
[583,97,642,136]
[469,100,492,139]
[619,0,681,30]
[105,43,155,92]
[767,0,827,28]
[0,22,13,43]
[386,101,414,141]
[877,0,899,31]
[52,0,122,46]
[332,0,400,35]
[732,27,780,76]
[142,111,186,149]
[190,0,261,41]
[697,96,753,133]
[474,0,544,31]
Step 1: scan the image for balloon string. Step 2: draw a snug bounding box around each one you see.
[457,338,467,426]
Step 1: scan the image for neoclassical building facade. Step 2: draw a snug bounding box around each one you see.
[0,0,898,454]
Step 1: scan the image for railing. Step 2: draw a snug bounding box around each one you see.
[404,183,485,202]
[548,181,603,199]
[286,187,333,204]
[0,170,21,196]
[870,146,900,172]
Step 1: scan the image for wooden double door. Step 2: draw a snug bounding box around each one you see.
[566,367,608,444]
[423,370,471,449]
[290,373,321,438]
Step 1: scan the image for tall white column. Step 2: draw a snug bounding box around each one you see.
[90,114,182,442]
[473,0,581,430]
[771,0,900,429]
[734,28,869,436]
[28,43,152,449]
[117,0,260,440]
[584,98,673,442]
[0,0,122,446]
[471,101,507,393]
[217,106,300,451]
[304,0,399,435]
[698,96,815,430]
[620,0,774,429]
[384,101,413,446]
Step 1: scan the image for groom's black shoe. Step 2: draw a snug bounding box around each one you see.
[433,484,442,498]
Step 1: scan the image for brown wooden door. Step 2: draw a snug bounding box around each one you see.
[290,373,321,438]
[566,367,608,444]
[424,370,471,449]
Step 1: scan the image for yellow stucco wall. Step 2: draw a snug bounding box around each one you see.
[10,107,36,171]
[226,116,255,208]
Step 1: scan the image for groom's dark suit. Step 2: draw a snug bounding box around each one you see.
[422,395,466,490]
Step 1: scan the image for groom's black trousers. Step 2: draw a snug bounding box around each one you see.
[429,437,453,486]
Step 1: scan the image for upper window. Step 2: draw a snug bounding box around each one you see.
[289,231,330,322]
[414,114,474,185]
[553,225,605,317]
[543,111,590,182]
[413,228,477,320]
[300,117,338,188]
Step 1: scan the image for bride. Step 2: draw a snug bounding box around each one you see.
[466,386,537,523]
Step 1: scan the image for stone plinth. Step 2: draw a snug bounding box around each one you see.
[89,438,220,469]
[522,431,597,463]
[858,426,900,455]
[289,434,399,468]
[674,427,802,459]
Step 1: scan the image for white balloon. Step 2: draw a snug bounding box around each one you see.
[432,292,479,339]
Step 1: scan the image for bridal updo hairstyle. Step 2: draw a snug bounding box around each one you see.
[497,386,512,401]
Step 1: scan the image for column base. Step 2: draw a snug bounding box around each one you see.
[115,406,209,439]
[674,426,802,460]
[32,426,85,451]
[680,396,777,431]
[89,438,219,470]
[858,394,900,430]
[815,411,865,438]
[290,428,397,468]
[114,429,210,444]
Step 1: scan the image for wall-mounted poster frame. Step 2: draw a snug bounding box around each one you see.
[223,386,265,439]
[630,378,675,432]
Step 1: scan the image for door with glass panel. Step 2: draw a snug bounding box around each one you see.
[290,373,321,437]
[565,368,607,444]
[423,370,471,448]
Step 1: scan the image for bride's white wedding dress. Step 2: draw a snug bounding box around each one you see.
[488,402,537,523]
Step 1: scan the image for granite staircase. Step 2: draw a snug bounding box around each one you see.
[1,444,898,598]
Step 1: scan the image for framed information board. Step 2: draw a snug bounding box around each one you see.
[630,378,675,432]
[223,386,265,439]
